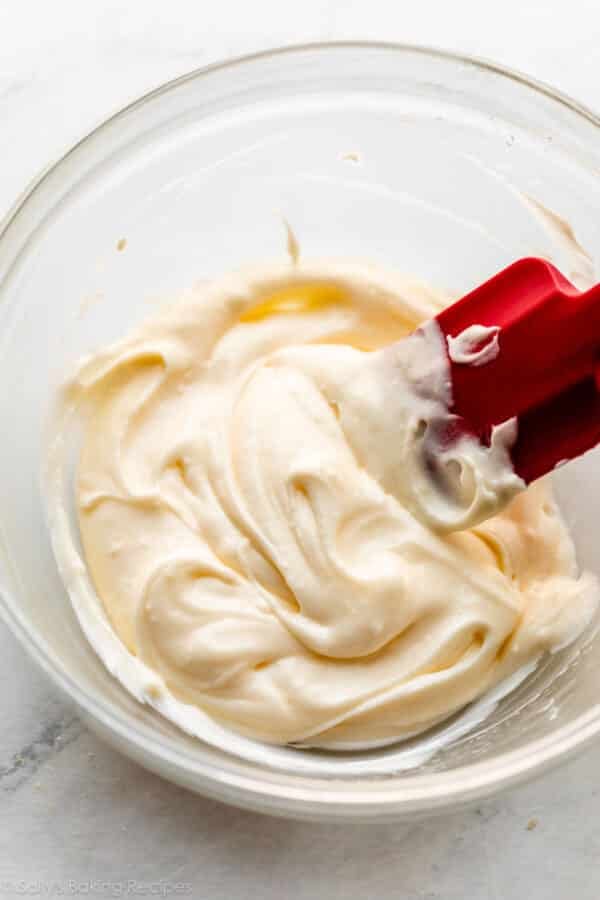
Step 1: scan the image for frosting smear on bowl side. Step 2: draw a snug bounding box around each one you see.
[60,261,598,748]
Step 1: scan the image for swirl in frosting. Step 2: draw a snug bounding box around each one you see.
[68,261,598,748]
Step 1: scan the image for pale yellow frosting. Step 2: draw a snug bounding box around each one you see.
[68,261,598,748]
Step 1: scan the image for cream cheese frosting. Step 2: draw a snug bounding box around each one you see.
[57,261,598,748]
[446,324,501,367]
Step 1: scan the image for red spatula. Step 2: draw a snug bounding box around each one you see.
[435,257,600,484]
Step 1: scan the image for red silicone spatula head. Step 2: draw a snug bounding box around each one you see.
[435,257,600,483]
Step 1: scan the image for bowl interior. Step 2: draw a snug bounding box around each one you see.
[2,44,600,819]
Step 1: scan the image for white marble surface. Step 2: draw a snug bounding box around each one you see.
[2,1,600,896]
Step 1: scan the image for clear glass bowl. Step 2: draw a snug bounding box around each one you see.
[2,42,600,822]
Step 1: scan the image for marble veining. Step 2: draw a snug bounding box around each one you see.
[0,713,83,794]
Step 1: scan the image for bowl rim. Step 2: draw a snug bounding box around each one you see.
[2,40,600,819]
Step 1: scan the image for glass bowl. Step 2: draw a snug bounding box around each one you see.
[2,42,600,822]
